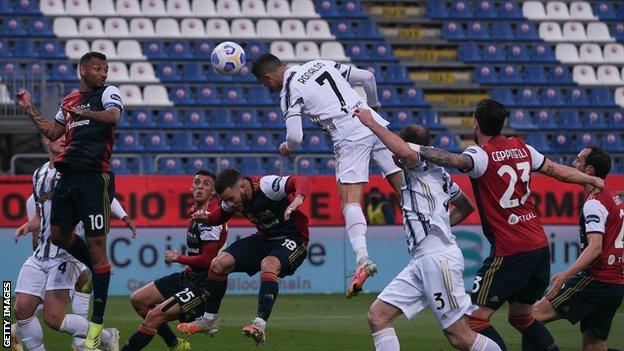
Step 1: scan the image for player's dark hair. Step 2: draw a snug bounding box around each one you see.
[251,53,285,79]
[585,146,611,179]
[195,170,216,181]
[215,169,243,194]
[80,51,107,65]
[473,99,509,137]
[399,125,431,146]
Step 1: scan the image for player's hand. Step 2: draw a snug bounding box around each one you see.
[122,215,137,239]
[278,142,293,157]
[284,195,304,221]
[14,223,30,243]
[545,272,570,299]
[589,176,605,190]
[371,104,382,113]
[164,250,180,264]
[353,108,374,127]
[192,210,210,222]
[15,89,33,109]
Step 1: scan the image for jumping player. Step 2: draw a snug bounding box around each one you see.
[16,51,123,348]
[251,53,403,297]
[176,169,310,345]
[122,170,227,351]
[410,99,604,350]
[533,146,623,351]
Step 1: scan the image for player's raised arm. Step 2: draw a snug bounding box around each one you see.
[335,62,380,111]
[538,158,604,189]
[283,176,310,220]
[448,183,475,227]
[15,89,66,141]
[278,84,305,156]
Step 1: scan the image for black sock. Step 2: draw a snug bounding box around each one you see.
[480,326,507,351]
[122,324,155,351]
[522,321,558,351]
[91,264,111,324]
[205,269,228,313]
[65,234,93,269]
[257,272,279,321]
[157,323,178,348]
[522,337,536,351]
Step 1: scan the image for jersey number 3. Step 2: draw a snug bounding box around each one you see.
[497,162,531,209]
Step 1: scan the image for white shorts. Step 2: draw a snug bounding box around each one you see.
[377,246,477,330]
[15,256,83,299]
[334,134,402,184]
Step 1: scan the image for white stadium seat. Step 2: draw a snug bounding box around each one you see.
[256,19,281,38]
[167,0,191,16]
[555,43,580,63]
[563,22,588,42]
[54,17,78,37]
[115,0,142,15]
[295,41,320,60]
[572,65,597,85]
[40,0,66,15]
[65,0,91,15]
[281,19,306,38]
[546,1,570,19]
[79,18,104,37]
[119,84,144,105]
[321,41,348,61]
[117,40,146,59]
[587,22,613,42]
[522,1,546,20]
[579,43,604,63]
[231,19,256,38]
[597,65,622,85]
[180,18,205,37]
[270,41,295,61]
[306,20,332,39]
[603,43,624,64]
[155,18,180,38]
[191,0,216,16]
[569,1,594,20]
[91,40,117,59]
[91,0,117,15]
[242,0,266,17]
[205,19,230,38]
[130,62,158,82]
[130,18,156,37]
[104,18,130,37]
[615,87,624,107]
[143,85,173,106]
[216,0,241,17]
[291,0,317,18]
[267,0,290,17]
[65,39,89,59]
[107,62,130,82]
[0,84,13,104]
[539,22,562,41]
[142,0,166,15]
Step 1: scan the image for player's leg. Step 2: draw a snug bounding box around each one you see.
[14,258,46,351]
[444,316,502,351]
[508,302,558,351]
[581,331,607,351]
[367,299,402,351]
[71,267,91,350]
[468,307,506,350]
[130,281,180,348]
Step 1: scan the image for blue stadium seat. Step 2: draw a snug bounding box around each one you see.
[194,41,215,60]
[525,134,550,152]
[552,133,575,152]
[170,86,195,105]
[319,159,337,175]
[145,132,170,152]
[576,133,601,150]
[613,157,624,173]
[28,18,53,36]
[144,40,167,59]
[195,86,220,105]
[209,109,235,128]
[116,132,143,152]
[156,64,181,82]
[40,40,65,58]
[567,88,590,106]
[591,88,615,107]
[515,22,539,41]
[266,157,291,175]
[264,109,284,129]
[13,0,38,13]
[509,109,536,129]
[297,157,319,175]
[363,64,384,83]
[185,109,208,128]
[110,157,134,175]
[205,65,232,82]
[15,40,38,58]
[316,0,339,16]
[171,133,195,152]
[250,132,275,152]
[169,40,193,60]
[491,22,514,40]
[239,158,264,174]
[607,111,623,129]
[583,111,606,129]
[197,132,223,151]
[502,1,522,19]
[248,86,274,105]
[244,42,267,61]
[457,43,481,62]
[427,0,449,19]
[482,44,506,62]
[531,44,555,62]
[604,133,624,152]
[542,87,565,107]
[2,18,26,36]
[475,0,496,18]
[420,110,444,129]
[524,65,547,84]
[345,42,370,60]
[224,132,249,151]
[451,0,474,19]
[612,24,624,41]
[434,133,460,152]
[401,87,427,106]
[356,21,383,39]
[128,109,155,128]
[390,110,414,129]
[549,65,573,84]
[186,157,213,173]
[236,110,261,128]
[371,43,394,60]
[235,64,255,83]
[341,0,366,18]
[516,87,540,106]
[304,131,330,152]
[0,0,12,14]
[140,156,154,173]
[158,157,185,175]
[507,44,529,62]
[558,110,581,129]
[50,63,78,82]
[474,66,498,84]
[332,21,355,39]
[466,22,490,40]
[156,109,182,128]
[222,86,247,105]
[534,109,556,129]
[217,157,238,172]
[594,1,617,20]
[0,39,11,57]
[500,65,522,84]
[182,63,207,82]
[490,88,513,106]
[443,22,465,40]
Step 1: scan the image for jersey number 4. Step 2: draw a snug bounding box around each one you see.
[497,162,531,209]
[315,72,348,114]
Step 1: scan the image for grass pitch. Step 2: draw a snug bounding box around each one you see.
[35,294,623,350]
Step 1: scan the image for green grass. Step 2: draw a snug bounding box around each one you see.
[35,295,623,350]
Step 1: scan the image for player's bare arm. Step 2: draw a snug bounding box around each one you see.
[419,147,474,172]
[449,192,474,227]
[539,158,604,189]
[62,106,121,126]
[15,89,65,141]
[14,207,41,243]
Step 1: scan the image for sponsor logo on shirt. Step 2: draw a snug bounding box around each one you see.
[272,178,282,192]
[68,119,90,129]
[608,255,616,265]
[110,94,121,102]
[508,212,537,225]
[585,214,601,224]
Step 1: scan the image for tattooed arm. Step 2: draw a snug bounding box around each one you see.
[15,90,65,141]
[538,158,604,189]
[419,147,474,172]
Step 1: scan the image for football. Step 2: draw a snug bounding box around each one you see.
[211,41,246,75]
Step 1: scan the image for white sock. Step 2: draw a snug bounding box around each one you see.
[343,203,369,266]
[17,317,45,351]
[59,314,89,338]
[72,291,91,318]
[203,312,217,320]
[470,333,502,351]
[372,327,400,351]
[253,317,267,327]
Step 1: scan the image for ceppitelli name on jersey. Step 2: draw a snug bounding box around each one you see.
[491,148,528,162]
[297,62,326,84]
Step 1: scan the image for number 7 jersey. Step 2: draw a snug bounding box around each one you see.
[462,135,548,256]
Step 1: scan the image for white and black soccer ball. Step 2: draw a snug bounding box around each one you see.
[211,41,246,75]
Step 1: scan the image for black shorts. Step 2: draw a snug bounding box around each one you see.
[549,272,624,340]
[51,170,115,237]
[154,271,208,323]
[224,234,308,278]
[471,246,550,310]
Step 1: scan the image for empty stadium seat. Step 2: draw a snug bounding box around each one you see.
[552,133,575,152]
[517,87,540,106]
[65,39,89,59]
[546,1,570,19]
[144,85,173,106]
[616,87,624,108]
[491,22,514,40]
[570,1,594,19]
[266,156,291,174]
[539,22,563,41]
[144,40,167,59]
[450,0,473,19]
[580,43,604,63]
[524,65,547,83]
[41,40,66,58]
[594,1,616,20]
[155,18,180,38]
[573,65,598,85]
[434,133,460,152]
[178,18,204,37]
[522,1,546,19]
[184,109,207,128]
[559,110,582,129]
[345,42,369,60]
[549,65,574,84]
[197,132,223,151]
[196,86,220,105]
[130,18,156,37]
[129,62,158,82]
[66,0,91,15]
[225,132,249,151]
[567,87,589,106]
[587,22,612,42]
[597,65,622,85]
[41,0,66,15]
[158,157,184,175]
[116,0,141,14]
[191,0,216,16]
[171,133,195,151]
[316,0,339,17]
[50,63,77,81]
[591,87,615,107]
[542,87,565,106]
[563,22,587,42]
[297,157,318,175]
[603,43,624,64]
[306,19,332,39]
[186,157,214,173]
[143,0,167,15]
[107,62,130,82]
[128,109,155,128]
[467,22,490,40]
[167,0,192,16]
[270,41,295,60]
[116,132,142,151]
[0,40,10,57]
[250,132,275,151]
[483,44,505,61]
[516,22,540,41]
[320,42,348,61]
[16,41,38,58]
[242,0,266,16]
[79,17,104,37]
[104,18,130,37]
[556,43,580,63]
[223,86,247,105]
[216,0,242,17]
[91,0,116,15]
[53,17,78,37]
[509,109,536,129]
[475,0,496,18]
[291,0,316,17]
[267,0,291,17]
[614,23,624,42]
[608,111,623,128]
[372,43,394,61]
[157,63,181,82]
[525,133,551,152]
[576,132,600,149]
[443,22,465,40]
[490,87,513,106]
[475,66,498,84]
[583,110,607,129]
[28,18,54,37]
[204,19,230,37]
[232,18,256,38]
[294,42,320,60]
[119,85,144,106]
[604,133,623,152]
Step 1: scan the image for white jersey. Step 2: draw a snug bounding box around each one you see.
[401,144,462,256]
[280,59,388,143]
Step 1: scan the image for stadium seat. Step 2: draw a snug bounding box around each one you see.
[158,157,185,175]
[332,21,354,39]
[208,109,235,128]
[542,87,565,106]
[53,17,78,37]
[266,156,291,174]
[169,132,194,152]
[549,65,574,84]
[356,21,383,40]
[224,132,249,151]
[475,66,498,84]
[66,0,90,15]
[130,18,156,37]
[450,0,474,19]
[110,157,134,175]
[603,133,623,152]
[587,22,612,42]
[144,40,167,59]
[217,157,238,172]
[372,43,394,61]
[144,85,173,106]
[167,40,192,60]
[491,22,514,40]
[195,85,221,105]
[178,18,204,37]
[576,133,600,149]
[522,1,546,19]
[555,43,580,63]
[458,43,481,62]
[79,17,104,37]
[387,65,411,83]
[592,87,616,107]
[509,109,536,129]
[539,22,563,41]
[91,40,117,59]
[291,0,316,17]
[41,0,66,15]
[319,159,337,175]
[434,133,460,152]
[567,87,589,106]
[128,109,154,128]
[608,111,624,128]
[232,18,257,38]
[170,85,194,105]
[467,22,490,40]
[186,157,215,173]
[570,1,594,19]
[516,22,539,41]
[345,42,369,60]
[181,63,206,82]
[104,18,130,37]
[267,0,291,17]
[197,132,223,151]
[525,134,550,152]
[443,22,464,40]
[420,110,444,129]
[41,40,66,58]
[426,0,448,19]
[297,157,319,175]
[48,63,76,81]
[490,88,514,106]
[400,86,425,106]
[304,131,330,152]
[552,133,575,152]
[185,109,208,128]
[91,0,116,15]
[129,62,158,82]
[597,65,622,85]
[216,0,242,16]
[282,19,307,39]
[107,62,130,82]
[603,43,624,64]
[156,63,181,82]
[341,0,365,18]
[264,109,284,129]
[156,18,180,38]
[524,65,547,83]
[390,110,414,129]
[223,86,247,105]
[245,41,268,61]
[517,87,540,106]
[65,39,89,59]
[0,40,10,57]
[191,0,216,16]
[192,41,213,60]
[475,0,496,18]
[167,0,192,16]
[306,19,332,39]
[482,44,506,62]
[28,62,45,77]
[558,110,582,129]
[115,0,141,14]
[501,1,522,19]
[146,132,170,151]
[320,42,348,61]
[143,0,166,15]
[563,22,588,42]
[583,110,606,129]
[28,18,54,37]
[236,110,261,128]
[573,65,598,85]
[242,0,266,16]
[594,1,616,20]
[117,132,143,152]
[379,87,400,106]
[15,41,38,58]
[501,65,522,84]
[238,157,264,174]
[580,43,604,63]
[248,86,274,104]
[250,132,275,151]
[157,109,182,128]
[256,19,281,38]
[316,0,339,17]
[546,1,570,19]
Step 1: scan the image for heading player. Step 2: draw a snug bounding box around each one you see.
[177,170,310,345]
[533,146,624,351]
[410,99,604,350]
[251,53,404,297]
[16,51,123,349]
[122,170,227,351]
[355,108,501,351]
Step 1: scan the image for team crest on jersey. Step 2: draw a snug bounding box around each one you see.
[585,214,601,224]
[110,94,121,102]
[38,190,53,202]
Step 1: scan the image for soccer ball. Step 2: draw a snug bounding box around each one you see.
[211,41,246,75]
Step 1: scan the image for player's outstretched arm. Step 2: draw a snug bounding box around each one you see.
[279,115,303,156]
[346,67,380,110]
[419,147,474,172]
[449,192,474,227]
[62,106,120,126]
[283,176,310,220]
[192,204,234,226]
[15,89,65,141]
[538,158,604,189]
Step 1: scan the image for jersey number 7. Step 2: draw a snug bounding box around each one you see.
[315,72,348,114]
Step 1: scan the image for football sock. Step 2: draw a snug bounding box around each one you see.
[65,234,93,269]
[469,316,507,351]
[518,320,558,351]
[17,316,45,351]
[372,327,400,351]
[471,333,503,351]
[72,291,91,319]
[91,263,111,324]
[257,271,279,321]
[344,203,369,266]
[205,269,228,314]
[157,324,179,348]
[122,324,156,351]
[59,314,89,337]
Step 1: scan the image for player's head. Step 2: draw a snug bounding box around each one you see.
[251,53,287,93]
[573,146,612,179]
[472,99,509,142]
[399,125,431,146]
[42,135,66,157]
[191,170,216,203]
[79,51,108,90]
[215,169,251,211]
